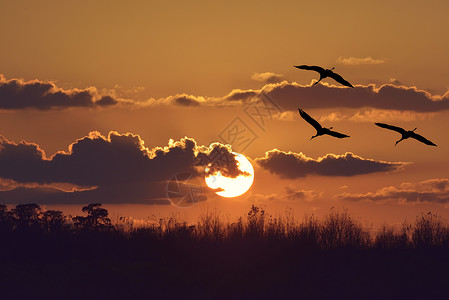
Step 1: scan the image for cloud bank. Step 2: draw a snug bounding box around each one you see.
[0,75,121,110]
[336,178,449,204]
[3,74,449,114]
[255,150,407,179]
[0,132,245,204]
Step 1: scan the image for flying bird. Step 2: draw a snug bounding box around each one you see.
[294,65,354,88]
[375,123,437,146]
[298,108,350,140]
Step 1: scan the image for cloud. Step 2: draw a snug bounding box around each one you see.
[246,186,321,204]
[168,94,203,106]
[251,72,284,84]
[284,186,321,202]
[336,178,449,204]
[337,56,386,65]
[317,109,436,123]
[0,75,121,110]
[4,74,449,114]
[255,150,407,179]
[0,132,246,204]
[224,89,258,102]
[261,81,449,112]
[164,81,449,113]
[388,78,404,86]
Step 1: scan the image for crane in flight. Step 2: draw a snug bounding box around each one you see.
[298,109,350,140]
[375,123,437,147]
[294,65,354,88]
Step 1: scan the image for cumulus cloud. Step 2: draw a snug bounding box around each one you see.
[337,56,386,65]
[0,75,121,110]
[251,72,284,84]
[0,132,246,204]
[255,150,407,179]
[336,178,449,204]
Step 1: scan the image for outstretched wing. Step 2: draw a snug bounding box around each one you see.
[375,123,406,134]
[327,129,350,139]
[410,132,437,146]
[329,72,354,88]
[294,65,325,74]
[298,108,322,131]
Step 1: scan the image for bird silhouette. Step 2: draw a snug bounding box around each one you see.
[375,123,437,146]
[294,65,354,88]
[298,108,350,140]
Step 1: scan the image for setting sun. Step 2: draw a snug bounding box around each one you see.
[204,152,254,198]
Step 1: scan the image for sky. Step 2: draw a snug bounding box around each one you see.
[1,0,449,227]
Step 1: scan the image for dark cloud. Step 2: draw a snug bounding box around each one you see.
[0,75,120,110]
[223,89,258,101]
[0,132,245,204]
[5,74,447,113]
[336,178,449,204]
[255,150,407,178]
[172,94,201,106]
[160,82,449,113]
[284,186,318,201]
[262,82,449,112]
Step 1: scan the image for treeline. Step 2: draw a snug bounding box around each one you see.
[0,203,112,233]
[1,202,449,249]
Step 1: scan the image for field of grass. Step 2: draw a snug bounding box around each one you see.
[1,203,449,299]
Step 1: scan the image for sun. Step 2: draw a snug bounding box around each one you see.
[204,152,254,198]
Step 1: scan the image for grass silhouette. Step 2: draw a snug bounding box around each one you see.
[1,203,449,299]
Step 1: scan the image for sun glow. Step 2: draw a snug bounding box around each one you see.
[204,153,254,198]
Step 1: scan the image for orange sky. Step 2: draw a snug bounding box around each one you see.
[1,1,449,226]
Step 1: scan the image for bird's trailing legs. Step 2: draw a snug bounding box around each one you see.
[394,138,404,146]
[395,128,417,146]
[313,77,322,86]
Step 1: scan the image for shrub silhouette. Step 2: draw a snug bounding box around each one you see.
[320,209,369,248]
[412,212,448,248]
[246,204,266,238]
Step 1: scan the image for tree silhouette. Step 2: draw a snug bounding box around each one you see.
[0,203,13,232]
[41,210,67,232]
[73,203,112,231]
[11,203,42,231]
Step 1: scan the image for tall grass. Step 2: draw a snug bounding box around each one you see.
[113,206,449,250]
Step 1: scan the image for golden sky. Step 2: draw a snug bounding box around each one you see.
[1,0,449,226]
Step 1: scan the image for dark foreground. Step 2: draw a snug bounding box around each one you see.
[1,204,449,299]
